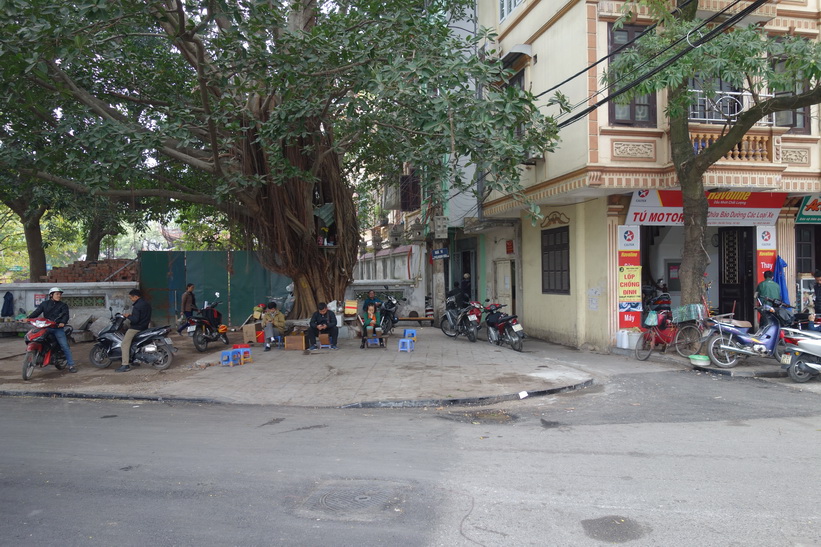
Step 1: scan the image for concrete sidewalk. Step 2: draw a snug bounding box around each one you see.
[0,327,789,407]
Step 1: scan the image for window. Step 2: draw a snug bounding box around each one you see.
[689,76,743,124]
[796,226,815,274]
[773,57,810,135]
[500,0,523,21]
[608,24,656,127]
[400,171,421,211]
[541,227,570,294]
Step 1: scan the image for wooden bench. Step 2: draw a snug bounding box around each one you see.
[397,316,434,325]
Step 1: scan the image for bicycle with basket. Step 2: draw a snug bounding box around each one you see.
[634,302,709,361]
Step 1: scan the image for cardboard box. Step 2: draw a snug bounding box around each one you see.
[242,322,261,343]
[284,334,306,350]
[318,333,330,346]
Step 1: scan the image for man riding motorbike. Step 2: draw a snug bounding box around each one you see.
[27,287,78,373]
[117,289,152,373]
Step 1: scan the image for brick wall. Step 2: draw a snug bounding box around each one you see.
[43,259,137,283]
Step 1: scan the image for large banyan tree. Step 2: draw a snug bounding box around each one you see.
[0,0,560,316]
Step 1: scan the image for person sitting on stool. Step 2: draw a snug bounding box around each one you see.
[307,302,338,350]
[262,301,286,351]
[361,302,384,348]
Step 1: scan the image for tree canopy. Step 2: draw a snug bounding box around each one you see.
[0,0,561,315]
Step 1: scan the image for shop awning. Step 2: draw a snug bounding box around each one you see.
[626,190,786,226]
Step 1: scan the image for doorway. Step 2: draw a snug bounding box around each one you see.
[493,259,517,314]
[717,227,755,322]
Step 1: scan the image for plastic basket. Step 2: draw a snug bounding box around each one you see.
[673,303,705,323]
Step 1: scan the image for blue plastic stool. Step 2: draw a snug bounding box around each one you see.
[238,347,253,364]
[230,349,243,366]
[402,329,417,340]
[366,337,381,348]
[398,339,414,352]
[220,351,233,366]
[270,336,283,348]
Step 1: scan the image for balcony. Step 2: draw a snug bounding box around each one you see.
[688,89,774,126]
[696,0,778,26]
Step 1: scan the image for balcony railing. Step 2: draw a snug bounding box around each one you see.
[691,130,773,162]
[688,89,774,126]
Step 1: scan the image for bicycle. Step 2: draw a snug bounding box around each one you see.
[635,309,681,360]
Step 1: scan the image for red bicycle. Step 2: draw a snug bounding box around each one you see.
[634,309,679,360]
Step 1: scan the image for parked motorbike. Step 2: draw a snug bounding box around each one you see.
[187,294,229,352]
[483,302,526,352]
[89,308,175,370]
[440,296,482,342]
[779,319,821,382]
[379,293,406,337]
[706,297,793,368]
[20,318,74,380]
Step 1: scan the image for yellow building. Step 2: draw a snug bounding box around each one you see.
[474,0,821,350]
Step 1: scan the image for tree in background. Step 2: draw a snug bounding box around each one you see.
[0,0,561,317]
[609,0,821,306]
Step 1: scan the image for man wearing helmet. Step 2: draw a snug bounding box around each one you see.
[27,287,78,373]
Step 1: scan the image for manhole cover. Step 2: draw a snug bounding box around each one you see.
[296,479,408,522]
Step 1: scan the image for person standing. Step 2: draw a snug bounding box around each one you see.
[814,270,821,315]
[27,287,78,373]
[117,289,152,372]
[262,301,286,351]
[362,289,382,313]
[460,273,472,301]
[755,271,781,303]
[307,302,339,350]
[176,283,198,335]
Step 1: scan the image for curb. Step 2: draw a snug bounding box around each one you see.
[0,390,223,405]
[340,378,595,408]
[689,365,787,378]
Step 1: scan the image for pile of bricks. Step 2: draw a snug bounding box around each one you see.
[43,259,137,283]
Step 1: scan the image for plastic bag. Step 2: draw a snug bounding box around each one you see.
[644,310,658,326]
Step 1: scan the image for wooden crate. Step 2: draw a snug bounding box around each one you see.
[242,322,261,343]
[284,334,306,350]
[318,333,331,346]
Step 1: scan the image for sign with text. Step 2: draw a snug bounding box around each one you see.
[617,226,642,328]
[756,226,777,284]
[796,194,821,223]
[431,248,449,260]
[626,190,785,226]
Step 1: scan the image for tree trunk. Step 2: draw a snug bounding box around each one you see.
[2,198,47,282]
[85,216,107,261]
[669,76,710,307]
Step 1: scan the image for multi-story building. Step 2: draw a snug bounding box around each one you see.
[475,0,821,350]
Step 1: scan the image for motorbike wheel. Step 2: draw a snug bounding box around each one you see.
[89,344,112,369]
[22,351,36,381]
[507,327,523,352]
[381,319,394,337]
[151,344,174,371]
[220,333,230,345]
[674,324,702,358]
[772,337,787,363]
[466,322,477,342]
[634,331,653,361]
[440,316,457,337]
[487,327,499,346]
[707,334,740,368]
[193,330,209,352]
[787,354,814,383]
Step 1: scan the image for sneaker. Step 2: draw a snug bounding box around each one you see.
[68,365,78,373]
[331,345,339,350]
[115,365,132,373]
[307,345,317,351]
[264,345,271,352]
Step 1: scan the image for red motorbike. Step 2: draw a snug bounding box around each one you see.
[483,302,526,352]
[21,318,74,380]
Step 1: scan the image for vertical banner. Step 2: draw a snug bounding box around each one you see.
[617,225,641,328]
[755,226,777,284]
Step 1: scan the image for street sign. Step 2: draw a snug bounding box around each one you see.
[432,248,449,260]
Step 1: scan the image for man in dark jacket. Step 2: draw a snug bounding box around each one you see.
[27,287,77,373]
[176,283,198,335]
[307,302,338,351]
[117,289,152,372]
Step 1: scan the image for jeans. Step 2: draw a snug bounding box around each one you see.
[177,311,194,334]
[263,324,283,342]
[47,327,75,366]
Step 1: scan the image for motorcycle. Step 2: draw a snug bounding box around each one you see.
[20,318,74,380]
[379,292,406,337]
[188,294,230,352]
[779,317,821,383]
[89,308,175,370]
[483,302,526,352]
[440,296,482,342]
[706,297,793,368]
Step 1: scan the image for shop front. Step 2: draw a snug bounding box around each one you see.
[619,190,787,328]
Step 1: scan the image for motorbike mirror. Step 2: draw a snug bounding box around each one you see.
[215,292,220,298]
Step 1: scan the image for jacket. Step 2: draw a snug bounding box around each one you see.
[362,310,381,329]
[28,298,70,325]
[128,298,152,331]
[181,290,198,313]
[310,310,337,330]
[262,309,286,331]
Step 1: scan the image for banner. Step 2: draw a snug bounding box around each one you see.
[796,194,821,223]
[617,226,641,329]
[755,226,777,284]
[626,190,785,226]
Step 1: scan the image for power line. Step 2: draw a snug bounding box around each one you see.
[556,0,770,129]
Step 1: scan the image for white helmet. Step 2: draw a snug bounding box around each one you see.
[48,287,63,296]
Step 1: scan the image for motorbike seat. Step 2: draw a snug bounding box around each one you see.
[731,319,753,329]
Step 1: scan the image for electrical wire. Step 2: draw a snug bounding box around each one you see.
[556,0,770,129]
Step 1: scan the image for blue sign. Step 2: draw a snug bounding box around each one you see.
[432,248,449,260]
